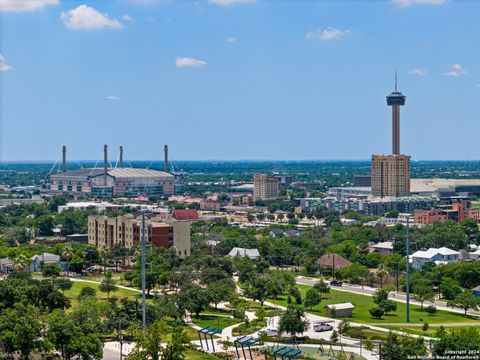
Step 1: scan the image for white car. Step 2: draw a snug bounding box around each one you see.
[313,322,334,332]
[260,328,280,337]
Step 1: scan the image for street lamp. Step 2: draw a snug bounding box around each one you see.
[406,216,411,323]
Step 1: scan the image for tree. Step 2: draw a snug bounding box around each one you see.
[439,278,462,300]
[161,328,190,360]
[304,288,321,310]
[57,278,73,293]
[339,263,369,286]
[330,330,339,343]
[377,264,389,288]
[448,290,479,316]
[46,290,71,311]
[0,303,43,359]
[46,310,103,360]
[12,254,29,272]
[412,283,435,311]
[379,300,397,315]
[245,276,269,306]
[78,286,96,299]
[36,215,55,236]
[380,332,427,360]
[256,213,266,221]
[42,263,61,278]
[278,305,310,342]
[313,280,330,294]
[127,321,167,360]
[177,284,211,317]
[373,288,389,305]
[207,280,234,308]
[433,328,480,357]
[369,307,384,319]
[99,273,118,299]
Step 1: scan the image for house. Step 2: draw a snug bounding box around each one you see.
[316,253,352,270]
[269,229,285,238]
[285,230,301,237]
[371,241,394,256]
[411,247,459,270]
[470,249,480,260]
[228,247,260,260]
[473,285,480,298]
[325,303,355,318]
[29,253,66,272]
[172,209,199,221]
[0,258,13,273]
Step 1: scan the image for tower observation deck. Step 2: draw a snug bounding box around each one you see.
[386,73,406,155]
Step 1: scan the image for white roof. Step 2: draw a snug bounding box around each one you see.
[471,249,480,255]
[108,168,174,179]
[373,241,394,250]
[412,247,459,259]
[326,303,355,310]
[228,247,260,259]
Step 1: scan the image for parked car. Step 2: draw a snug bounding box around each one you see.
[260,328,280,337]
[313,321,334,332]
[330,280,343,286]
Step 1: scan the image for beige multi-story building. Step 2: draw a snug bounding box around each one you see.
[371,154,410,198]
[253,174,280,200]
[88,211,192,258]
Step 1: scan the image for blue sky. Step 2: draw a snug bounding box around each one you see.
[1,0,479,161]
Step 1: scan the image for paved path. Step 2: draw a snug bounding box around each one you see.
[296,276,480,318]
[70,277,142,293]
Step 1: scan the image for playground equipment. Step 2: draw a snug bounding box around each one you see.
[272,347,302,360]
[233,336,261,360]
[197,326,222,352]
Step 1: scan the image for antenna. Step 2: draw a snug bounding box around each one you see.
[395,71,397,92]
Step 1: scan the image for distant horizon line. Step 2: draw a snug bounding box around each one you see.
[1,159,480,163]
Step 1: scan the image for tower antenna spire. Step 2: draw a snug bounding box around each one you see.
[395,71,397,92]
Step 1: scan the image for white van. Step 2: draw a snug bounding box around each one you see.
[260,328,280,337]
[313,321,334,332]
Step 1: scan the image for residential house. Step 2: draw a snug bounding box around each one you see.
[228,247,260,260]
[371,241,394,256]
[29,253,66,272]
[411,247,459,270]
[0,258,13,273]
[316,253,352,270]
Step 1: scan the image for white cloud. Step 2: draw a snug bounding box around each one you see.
[391,0,446,7]
[0,0,58,12]
[175,57,207,68]
[442,64,467,77]
[122,15,133,21]
[306,27,351,41]
[208,0,255,5]
[0,54,13,72]
[60,5,123,30]
[226,37,237,43]
[409,68,427,76]
[106,96,120,101]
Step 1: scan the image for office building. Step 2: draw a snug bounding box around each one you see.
[354,174,372,187]
[371,76,411,198]
[253,174,279,200]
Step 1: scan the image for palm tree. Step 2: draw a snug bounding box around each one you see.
[377,264,388,289]
[61,246,74,273]
[12,254,29,272]
[100,247,110,274]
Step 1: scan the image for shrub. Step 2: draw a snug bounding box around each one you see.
[425,305,437,314]
[369,307,384,319]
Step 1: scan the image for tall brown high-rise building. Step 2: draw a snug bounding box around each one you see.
[371,75,411,198]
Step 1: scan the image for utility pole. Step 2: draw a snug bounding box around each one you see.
[141,211,146,334]
[406,216,411,323]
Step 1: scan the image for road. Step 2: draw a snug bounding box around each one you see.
[296,276,480,317]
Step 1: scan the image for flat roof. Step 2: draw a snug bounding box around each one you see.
[411,178,480,193]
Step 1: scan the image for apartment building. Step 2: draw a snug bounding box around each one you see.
[253,174,280,200]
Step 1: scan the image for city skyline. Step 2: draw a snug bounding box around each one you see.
[1,0,480,161]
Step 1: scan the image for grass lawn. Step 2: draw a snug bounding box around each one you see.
[184,349,223,359]
[382,325,480,337]
[64,280,139,308]
[269,284,477,324]
[191,314,242,331]
[232,319,266,337]
[298,347,366,360]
